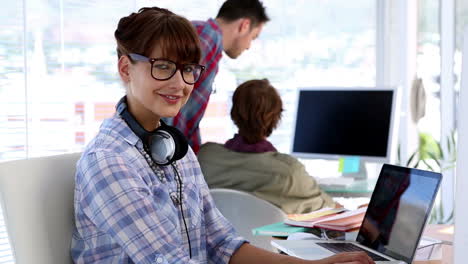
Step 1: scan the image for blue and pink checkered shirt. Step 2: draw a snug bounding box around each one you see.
[163,18,223,154]
[71,114,246,263]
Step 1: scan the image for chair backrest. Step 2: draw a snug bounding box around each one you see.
[209,188,286,251]
[0,153,81,264]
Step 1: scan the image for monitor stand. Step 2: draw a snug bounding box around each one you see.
[341,160,368,179]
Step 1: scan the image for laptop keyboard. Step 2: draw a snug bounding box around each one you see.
[316,242,388,261]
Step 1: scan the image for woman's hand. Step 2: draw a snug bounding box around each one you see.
[317,252,374,264]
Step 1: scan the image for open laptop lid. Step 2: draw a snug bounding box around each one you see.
[356,164,442,263]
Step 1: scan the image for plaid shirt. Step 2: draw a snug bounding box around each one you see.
[163,18,223,154]
[71,114,246,263]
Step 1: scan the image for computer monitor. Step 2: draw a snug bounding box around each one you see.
[291,87,399,164]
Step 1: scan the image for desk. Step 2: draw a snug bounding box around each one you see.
[303,159,381,198]
[320,178,377,198]
[267,224,453,264]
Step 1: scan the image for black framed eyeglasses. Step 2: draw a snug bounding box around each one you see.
[128,53,205,85]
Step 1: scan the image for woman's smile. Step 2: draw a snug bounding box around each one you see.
[158,92,183,104]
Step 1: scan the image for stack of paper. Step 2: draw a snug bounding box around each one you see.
[284,207,367,232]
[313,207,366,231]
[285,207,346,227]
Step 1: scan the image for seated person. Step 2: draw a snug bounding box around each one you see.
[198,79,337,214]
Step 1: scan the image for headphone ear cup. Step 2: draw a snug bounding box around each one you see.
[162,125,189,161]
[149,130,177,165]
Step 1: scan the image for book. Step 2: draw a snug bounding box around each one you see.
[284,207,347,227]
[284,207,367,232]
[287,207,346,221]
[252,222,309,237]
[313,207,366,231]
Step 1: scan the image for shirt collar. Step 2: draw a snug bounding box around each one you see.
[207,18,221,34]
[224,134,277,153]
[102,113,141,148]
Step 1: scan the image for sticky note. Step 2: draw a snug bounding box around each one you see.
[338,157,360,173]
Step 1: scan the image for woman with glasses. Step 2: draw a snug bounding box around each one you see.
[71,7,373,264]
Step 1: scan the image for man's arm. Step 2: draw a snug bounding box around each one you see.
[229,243,375,264]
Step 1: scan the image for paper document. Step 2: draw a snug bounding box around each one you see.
[284,207,367,232]
[287,207,346,221]
[313,207,366,231]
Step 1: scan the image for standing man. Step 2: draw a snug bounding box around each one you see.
[163,0,269,153]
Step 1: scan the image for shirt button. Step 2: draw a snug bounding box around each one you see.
[156,257,163,263]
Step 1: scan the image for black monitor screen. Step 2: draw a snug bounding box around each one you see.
[292,89,394,159]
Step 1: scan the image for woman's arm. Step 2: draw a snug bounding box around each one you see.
[229,243,374,264]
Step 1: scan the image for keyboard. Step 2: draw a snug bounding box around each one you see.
[316,242,388,261]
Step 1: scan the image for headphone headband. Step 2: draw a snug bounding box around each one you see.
[116,96,188,165]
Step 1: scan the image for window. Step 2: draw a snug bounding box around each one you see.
[1,0,378,160]
[417,0,441,140]
[0,2,24,261]
[416,0,468,224]
[216,0,377,152]
[144,0,376,152]
[0,1,26,162]
[456,0,468,108]
[0,0,132,162]
[0,2,132,261]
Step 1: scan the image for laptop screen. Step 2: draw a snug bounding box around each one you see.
[356,164,442,263]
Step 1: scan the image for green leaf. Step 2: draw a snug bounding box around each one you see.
[442,164,456,171]
[397,145,401,165]
[437,142,444,159]
[427,152,441,168]
[446,137,451,154]
[414,160,421,169]
[406,151,418,167]
[451,130,456,146]
[422,159,436,172]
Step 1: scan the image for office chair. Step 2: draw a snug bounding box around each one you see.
[209,188,286,251]
[0,153,81,264]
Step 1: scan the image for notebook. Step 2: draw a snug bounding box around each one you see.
[286,207,365,231]
[251,222,308,237]
[272,164,442,264]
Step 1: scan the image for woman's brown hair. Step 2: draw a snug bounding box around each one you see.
[231,79,283,144]
[114,7,201,64]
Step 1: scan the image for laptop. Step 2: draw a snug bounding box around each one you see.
[272,164,442,264]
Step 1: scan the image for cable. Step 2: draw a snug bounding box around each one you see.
[417,240,453,250]
[138,146,192,258]
[172,163,192,259]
